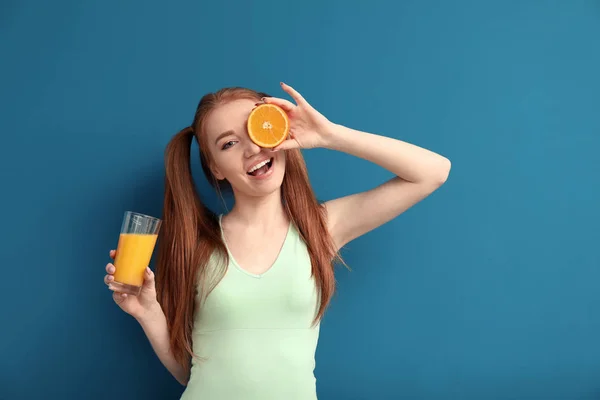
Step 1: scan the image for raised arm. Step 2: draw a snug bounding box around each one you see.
[262,82,451,250]
[321,124,450,249]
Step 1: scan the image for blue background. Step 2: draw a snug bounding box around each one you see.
[1,1,599,399]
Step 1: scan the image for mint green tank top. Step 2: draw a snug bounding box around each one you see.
[179,215,320,400]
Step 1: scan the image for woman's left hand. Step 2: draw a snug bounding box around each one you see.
[261,82,335,151]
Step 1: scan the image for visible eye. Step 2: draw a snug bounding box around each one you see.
[222,140,237,150]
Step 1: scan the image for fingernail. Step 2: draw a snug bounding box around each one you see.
[146,267,151,273]
[108,275,113,281]
[280,82,284,86]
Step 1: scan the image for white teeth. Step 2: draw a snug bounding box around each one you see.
[248,159,270,173]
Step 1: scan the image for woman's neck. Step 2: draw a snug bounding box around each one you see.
[226,188,288,228]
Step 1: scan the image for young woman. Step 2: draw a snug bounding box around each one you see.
[104,82,451,399]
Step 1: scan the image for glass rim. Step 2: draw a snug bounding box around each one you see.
[124,211,161,222]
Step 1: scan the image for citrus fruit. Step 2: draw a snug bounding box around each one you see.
[247,103,289,148]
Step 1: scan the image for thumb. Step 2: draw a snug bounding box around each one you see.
[271,138,300,152]
[142,267,156,288]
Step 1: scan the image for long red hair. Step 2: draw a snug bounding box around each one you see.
[155,87,344,369]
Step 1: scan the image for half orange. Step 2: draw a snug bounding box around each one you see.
[247,103,290,148]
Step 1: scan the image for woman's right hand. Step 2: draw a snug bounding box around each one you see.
[104,250,160,321]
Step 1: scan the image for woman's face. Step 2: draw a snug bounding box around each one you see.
[203,98,287,198]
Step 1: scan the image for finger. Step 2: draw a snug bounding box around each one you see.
[109,250,116,259]
[112,291,127,304]
[105,263,115,274]
[271,138,300,152]
[261,96,295,112]
[142,267,155,288]
[104,274,114,285]
[280,82,306,105]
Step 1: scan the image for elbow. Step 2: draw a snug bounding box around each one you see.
[431,157,451,187]
[441,157,451,183]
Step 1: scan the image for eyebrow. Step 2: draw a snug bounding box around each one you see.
[214,129,235,145]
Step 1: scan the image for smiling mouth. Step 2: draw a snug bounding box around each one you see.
[247,158,273,176]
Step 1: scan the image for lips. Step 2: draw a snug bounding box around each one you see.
[246,157,274,178]
[246,157,272,174]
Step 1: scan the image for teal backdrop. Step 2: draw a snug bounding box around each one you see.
[1,1,599,399]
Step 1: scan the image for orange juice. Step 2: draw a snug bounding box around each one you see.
[113,233,158,287]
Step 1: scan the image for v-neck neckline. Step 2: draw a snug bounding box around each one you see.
[218,214,293,279]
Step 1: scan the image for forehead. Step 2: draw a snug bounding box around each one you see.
[204,98,256,139]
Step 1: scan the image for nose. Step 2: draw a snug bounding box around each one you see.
[243,137,262,158]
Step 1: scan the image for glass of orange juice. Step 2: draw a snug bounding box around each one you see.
[111,211,162,296]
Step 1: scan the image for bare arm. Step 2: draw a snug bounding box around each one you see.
[322,124,451,249]
[105,252,190,386]
[262,83,451,250]
[136,303,190,386]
